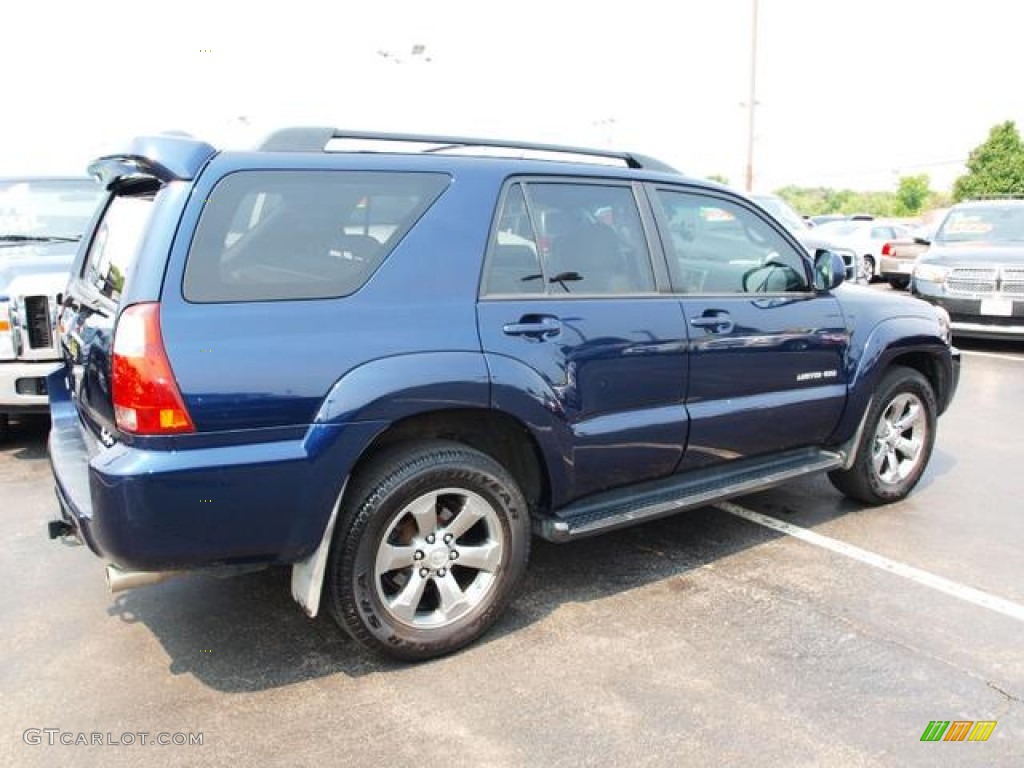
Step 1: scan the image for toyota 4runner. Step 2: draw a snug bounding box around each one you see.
[47,128,960,659]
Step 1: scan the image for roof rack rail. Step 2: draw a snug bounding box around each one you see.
[257,126,679,174]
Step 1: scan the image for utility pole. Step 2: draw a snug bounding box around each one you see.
[744,0,759,192]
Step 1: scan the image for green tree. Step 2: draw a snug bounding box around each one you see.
[706,174,730,185]
[952,121,1024,201]
[895,174,931,215]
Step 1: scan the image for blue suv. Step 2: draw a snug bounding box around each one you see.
[48,128,960,659]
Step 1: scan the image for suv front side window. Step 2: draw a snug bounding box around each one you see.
[656,190,810,294]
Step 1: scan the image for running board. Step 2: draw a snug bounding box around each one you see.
[535,448,843,542]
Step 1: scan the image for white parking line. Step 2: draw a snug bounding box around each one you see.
[959,349,1024,363]
[713,500,1024,623]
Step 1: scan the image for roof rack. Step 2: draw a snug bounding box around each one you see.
[257,126,679,174]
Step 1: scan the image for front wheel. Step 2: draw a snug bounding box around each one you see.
[326,440,530,660]
[828,367,937,505]
[887,276,910,291]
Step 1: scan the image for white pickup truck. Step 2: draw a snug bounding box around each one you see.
[0,178,102,440]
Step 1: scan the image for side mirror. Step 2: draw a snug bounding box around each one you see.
[813,249,846,291]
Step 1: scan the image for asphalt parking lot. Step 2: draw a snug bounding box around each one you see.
[1,331,1021,767]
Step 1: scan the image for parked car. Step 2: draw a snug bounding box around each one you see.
[879,218,945,290]
[750,194,862,282]
[47,129,959,660]
[808,214,847,227]
[812,219,914,282]
[0,177,102,440]
[879,238,927,289]
[912,199,1024,339]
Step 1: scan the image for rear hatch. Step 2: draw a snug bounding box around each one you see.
[56,136,217,442]
[59,180,161,439]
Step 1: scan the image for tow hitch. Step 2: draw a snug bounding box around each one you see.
[47,518,81,548]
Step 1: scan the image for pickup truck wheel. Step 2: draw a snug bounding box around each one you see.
[829,367,937,505]
[326,440,530,661]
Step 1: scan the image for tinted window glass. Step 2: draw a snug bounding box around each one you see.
[526,182,654,295]
[82,193,156,303]
[185,171,449,302]
[657,190,809,294]
[483,183,545,295]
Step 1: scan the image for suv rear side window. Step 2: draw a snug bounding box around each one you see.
[483,183,545,295]
[184,170,449,302]
[82,192,156,304]
[483,181,655,296]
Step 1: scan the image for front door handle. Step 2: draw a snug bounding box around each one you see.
[690,311,734,334]
[503,315,562,339]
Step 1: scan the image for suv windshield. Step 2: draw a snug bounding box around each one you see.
[0,178,102,241]
[935,205,1024,243]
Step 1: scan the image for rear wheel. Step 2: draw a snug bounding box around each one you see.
[862,255,877,282]
[829,367,937,505]
[327,440,530,660]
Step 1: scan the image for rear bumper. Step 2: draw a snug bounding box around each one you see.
[879,256,915,278]
[0,360,60,414]
[47,369,386,571]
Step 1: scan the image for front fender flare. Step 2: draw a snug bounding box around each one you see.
[831,315,953,445]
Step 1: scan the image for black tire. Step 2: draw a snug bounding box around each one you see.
[887,277,910,291]
[863,255,876,283]
[326,440,530,661]
[828,367,937,505]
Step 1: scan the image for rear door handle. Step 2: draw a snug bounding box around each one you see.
[690,312,734,334]
[502,315,562,339]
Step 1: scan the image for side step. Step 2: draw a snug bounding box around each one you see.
[535,448,843,542]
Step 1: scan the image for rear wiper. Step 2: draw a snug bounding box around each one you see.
[0,234,81,243]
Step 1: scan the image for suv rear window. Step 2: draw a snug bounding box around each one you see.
[184,170,449,302]
[82,192,156,304]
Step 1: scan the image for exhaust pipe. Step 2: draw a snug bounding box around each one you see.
[105,565,174,594]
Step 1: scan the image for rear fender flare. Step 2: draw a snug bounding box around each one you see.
[483,353,575,508]
[313,352,491,425]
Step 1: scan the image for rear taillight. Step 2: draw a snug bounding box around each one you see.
[112,302,194,435]
[881,242,893,256]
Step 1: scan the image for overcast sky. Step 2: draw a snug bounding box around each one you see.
[3,0,1022,192]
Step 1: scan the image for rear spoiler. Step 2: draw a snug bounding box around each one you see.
[88,134,217,188]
